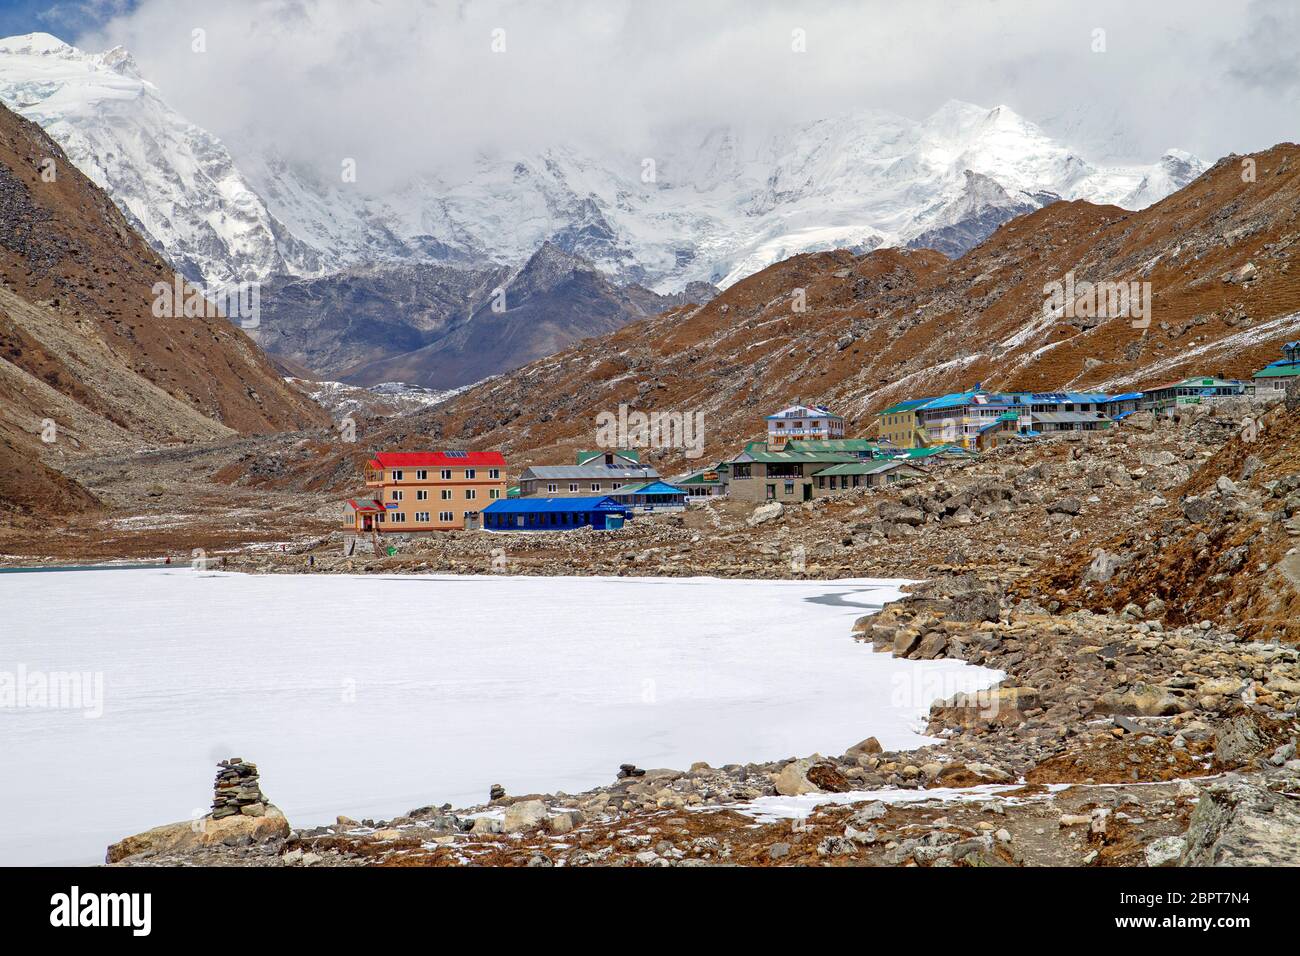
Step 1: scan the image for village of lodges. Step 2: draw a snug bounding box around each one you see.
[341,345,1300,539]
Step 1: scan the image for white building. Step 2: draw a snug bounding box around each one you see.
[765,404,844,450]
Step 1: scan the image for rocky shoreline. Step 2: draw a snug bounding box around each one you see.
[103,399,1300,867]
[107,579,1299,868]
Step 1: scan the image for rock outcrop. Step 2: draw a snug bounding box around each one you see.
[1181,775,1300,866]
[106,757,289,864]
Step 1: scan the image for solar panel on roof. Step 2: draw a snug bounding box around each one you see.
[444,450,468,458]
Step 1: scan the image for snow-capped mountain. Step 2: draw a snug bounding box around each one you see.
[0,32,1208,296]
[0,32,323,287]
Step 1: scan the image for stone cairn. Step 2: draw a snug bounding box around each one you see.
[211,758,268,819]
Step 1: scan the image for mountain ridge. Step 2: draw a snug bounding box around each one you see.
[0,97,328,516]
[287,143,1300,486]
[0,32,1208,296]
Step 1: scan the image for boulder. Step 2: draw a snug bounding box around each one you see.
[747,502,783,527]
[929,685,1039,728]
[845,736,883,757]
[547,810,583,834]
[1181,495,1220,525]
[1144,836,1186,867]
[502,799,548,832]
[1093,682,1185,717]
[892,630,922,657]
[1181,777,1300,866]
[1213,716,1268,767]
[774,758,822,796]
[913,631,949,659]
[106,806,289,863]
[805,762,853,793]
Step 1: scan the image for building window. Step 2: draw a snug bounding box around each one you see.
[390,512,406,523]
[392,470,403,481]
[438,511,454,522]
[441,469,452,480]
[391,490,403,501]
[489,469,500,479]
[784,482,795,495]
[547,483,557,493]
[415,512,430,522]
[612,483,622,490]
[489,489,500,499]
[416,490,428,501]
[441,489,452,500]
[416,470,427,480]
[569,483,578,492]
[591,483,601,491]
[376,512,385,523]
[465,489,476,500]
[465,469,476,479]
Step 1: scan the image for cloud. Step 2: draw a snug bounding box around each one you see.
[70,0,1300,192]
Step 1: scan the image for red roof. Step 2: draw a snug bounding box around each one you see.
[345,499,384,512]
[370,451,506,469]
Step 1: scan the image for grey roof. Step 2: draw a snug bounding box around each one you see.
[1032,411,1110,425]
[521,465,660,481]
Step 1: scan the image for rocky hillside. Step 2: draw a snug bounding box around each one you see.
[257,243,714,389]
[1034,394,1300,642]
[0,101,328,517]
[307,143,1300,481]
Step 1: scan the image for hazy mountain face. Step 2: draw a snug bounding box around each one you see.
[0,33,1207,298]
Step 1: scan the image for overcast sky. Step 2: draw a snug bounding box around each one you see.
[60,0,1300,188]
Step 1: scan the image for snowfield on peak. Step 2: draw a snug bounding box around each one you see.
[0,33,1208,294]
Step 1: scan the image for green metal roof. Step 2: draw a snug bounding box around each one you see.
[889,445,975,459]
[675,468,726,485]
[784,438,882,453]
[576,449,641,465]
[1254,363,1300,379]
[733,447,859,464]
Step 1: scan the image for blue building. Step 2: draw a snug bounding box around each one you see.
[482,496,628,531]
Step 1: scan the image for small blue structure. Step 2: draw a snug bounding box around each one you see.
[607,480,689,511]
[482,496,628,531]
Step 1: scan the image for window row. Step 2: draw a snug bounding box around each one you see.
[389,488,500,501]
[387,469,501,481]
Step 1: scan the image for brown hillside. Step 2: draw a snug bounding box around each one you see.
[297,144,1300,485]
[0,101,329,514]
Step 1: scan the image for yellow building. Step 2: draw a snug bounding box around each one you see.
[877,399,931,449]
[346,451,506,533]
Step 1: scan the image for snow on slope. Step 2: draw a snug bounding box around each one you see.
[0,33,318,288]
[0,33,1208,295]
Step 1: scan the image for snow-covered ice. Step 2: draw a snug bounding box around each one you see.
[0,570,1001,865]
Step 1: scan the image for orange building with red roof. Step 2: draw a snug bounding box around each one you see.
[345,450,507,534]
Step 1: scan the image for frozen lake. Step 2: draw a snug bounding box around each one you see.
[0,570,1001,865]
